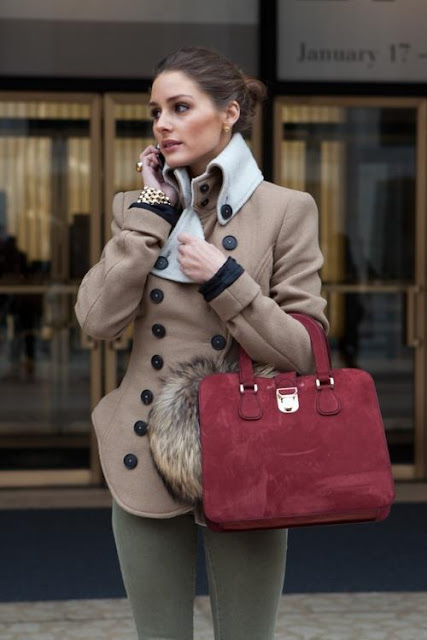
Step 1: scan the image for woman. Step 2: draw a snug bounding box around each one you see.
[75,47,328,640]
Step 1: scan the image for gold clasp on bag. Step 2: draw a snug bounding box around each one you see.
[276,387,299,413]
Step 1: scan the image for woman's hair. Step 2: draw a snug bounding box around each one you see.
[153,47,267,133]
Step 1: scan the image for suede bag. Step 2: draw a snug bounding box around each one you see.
[199,313,395,531]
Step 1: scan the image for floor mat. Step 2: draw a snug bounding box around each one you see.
[0,503,426,602]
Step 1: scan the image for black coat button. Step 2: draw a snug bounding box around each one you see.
[141,389,154,405]
[152,323,166,338]
[200,183,209,193]
[151,355,164,370]
[134,421,148,436]
[124,453,138,469]
[221,204,233,219]
[150,289,164,303]
[222,235,238,250]
[154,256,169,270]
[201,198,209,207]
[211,335,226,350]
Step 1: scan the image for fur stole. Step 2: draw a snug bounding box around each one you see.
[147,356,276,506]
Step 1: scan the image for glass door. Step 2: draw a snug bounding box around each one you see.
[274,98,427,479]
[103,94,263,398]
[0,93,103,487]
[0,91,262,489]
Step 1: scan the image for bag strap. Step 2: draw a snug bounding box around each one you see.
[289,313,332,386]
[238,312,332,387]
[238,342,263,420]
[238,353,255,389]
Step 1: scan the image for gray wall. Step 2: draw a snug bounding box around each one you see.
[0,1,258,78]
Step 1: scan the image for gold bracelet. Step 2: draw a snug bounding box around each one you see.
[137,186,172,206]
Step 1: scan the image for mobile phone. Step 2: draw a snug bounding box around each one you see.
[156,144,165,169]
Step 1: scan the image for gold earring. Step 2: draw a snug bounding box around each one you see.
[223,125,231,133]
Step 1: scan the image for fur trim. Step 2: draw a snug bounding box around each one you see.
[147,356,276,506]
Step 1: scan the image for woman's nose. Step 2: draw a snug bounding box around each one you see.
[155,113,172,131]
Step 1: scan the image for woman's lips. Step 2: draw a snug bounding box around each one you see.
[162,141,182,152]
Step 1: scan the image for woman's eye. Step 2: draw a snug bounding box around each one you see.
[150,109,160,120]
[175,103,189,114]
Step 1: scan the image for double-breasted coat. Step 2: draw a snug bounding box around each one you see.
[75,136,328,519]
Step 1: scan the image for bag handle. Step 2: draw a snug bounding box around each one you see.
[289,313,332,386]
[238,313,340,417]
[238,312,332,388]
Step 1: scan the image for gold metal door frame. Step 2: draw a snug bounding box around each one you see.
[274,96,427,479]
[103,94,151,400]
[0,92,103,487]
[102,93,263,399]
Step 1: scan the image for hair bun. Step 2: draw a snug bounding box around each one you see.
[244,76,267,108]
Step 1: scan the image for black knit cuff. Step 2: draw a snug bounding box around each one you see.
[199,257,244,302]
[128,202,181,228]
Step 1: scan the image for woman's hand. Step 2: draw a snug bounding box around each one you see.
[139,145,179,206]
[177,233,227,283]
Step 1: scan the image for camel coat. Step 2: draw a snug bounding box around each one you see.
[75,169,328,518]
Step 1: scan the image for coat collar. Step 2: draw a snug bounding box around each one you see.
[163,133,263,225]
[150,133,263,284]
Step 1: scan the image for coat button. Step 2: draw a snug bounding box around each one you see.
[152,323,166,338]
[211,335,226,350]
[154,256,169,270]
[151,355,164,370]
[134,420,148,436]
[221,204,233,219]
[200,183,209,193]
[201,198,209,207]
[222,235,238,250]
[141,389,154,405]
[123,453,138,469]
[150,289,164,303]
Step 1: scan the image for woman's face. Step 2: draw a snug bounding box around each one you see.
[150,71,234,177]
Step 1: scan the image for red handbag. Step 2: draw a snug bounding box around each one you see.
[199,313,395,532]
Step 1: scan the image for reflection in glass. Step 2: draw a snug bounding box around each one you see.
[279,105,416,286]
[0,290,91,470]
[277,103,417,466]
[330,292,414,464]
[0,101,91,282]
[114,102,155,194]
[0,100,94,474]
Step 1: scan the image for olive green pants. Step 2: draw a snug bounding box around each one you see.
[112,500,287,640]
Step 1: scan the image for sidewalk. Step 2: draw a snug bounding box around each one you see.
[1,593,426,640]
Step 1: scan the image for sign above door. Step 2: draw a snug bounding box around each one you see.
[277,0,427,82]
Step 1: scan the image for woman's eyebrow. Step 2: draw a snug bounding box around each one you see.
[149,94,193,106]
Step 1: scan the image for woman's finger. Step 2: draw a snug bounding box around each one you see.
[177,232,196,245]
[139,145,158,160]
[137,145,162,174]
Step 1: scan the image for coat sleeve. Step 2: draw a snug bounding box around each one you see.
[207,191,328,374]
[75,192,173,340]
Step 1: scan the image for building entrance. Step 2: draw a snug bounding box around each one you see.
[0,92,426,487]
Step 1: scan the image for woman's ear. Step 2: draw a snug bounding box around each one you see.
[224,100,240,129]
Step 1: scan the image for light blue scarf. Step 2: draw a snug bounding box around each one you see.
[150,133,263,283]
